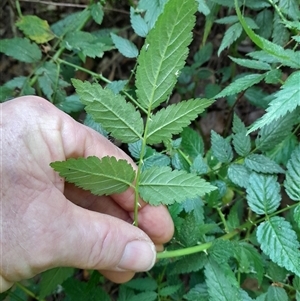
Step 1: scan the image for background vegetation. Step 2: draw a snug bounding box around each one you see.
[0,0,300,300]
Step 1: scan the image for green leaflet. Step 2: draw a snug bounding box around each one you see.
[124,278,158,291]
[232,114,251,157]
[218,23,243,56]
[227,164,250,189]
[211,131,233,163]
[229,56,271,71]
[181,127,205,158]
[72,79,143,143]
[257,216,300,277]
[215,73,266,99]
[39,268,74,299]
[245,154,285,174]
[0,37,42,63]
[135,0,197,110]
[50,156,136,196]
[266,286,289,301]
[110,33,139,58]
[90,2,104,25]
[246,173,281,215]
[16,15,55,44]
[146,99,213,145]
[284,144,300,201]
[204,258,241,301]
[139,166,216,206]
[248,71,300,133]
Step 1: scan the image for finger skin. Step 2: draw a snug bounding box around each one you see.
[0,96,174,291]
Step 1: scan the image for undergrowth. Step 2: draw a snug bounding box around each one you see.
[1,0,300,300]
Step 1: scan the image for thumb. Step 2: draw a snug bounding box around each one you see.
[52,200,156,273]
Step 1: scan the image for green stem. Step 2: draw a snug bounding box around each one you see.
[157,203,299,259]
[15,283,46,301]
[15,0,23,17]
[216,206,229,233]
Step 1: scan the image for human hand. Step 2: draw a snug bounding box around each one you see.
[0,96,174,292]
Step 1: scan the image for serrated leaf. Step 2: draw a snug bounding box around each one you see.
[190,154,208,175]
[50,156,135,196]
[107,80,128,94]
[229,56,271,70]
[255,9,273,39]
[233,132,251,157]
[39,267,74,299]
[255,110,297,152]
[249,71,300,133]
[245,154,285,174]
[90,2,104,25]
[266,286,288,301]
[147,98,213,144]
[181,197,204,224]
[130,7,149,37]
[257,216,300,277]
[246,173,281,215]
[62,31,109,59]
[72,79,143,143]
[159,284,181,297]
[124,278,157,291]
[218,22,243,56]
[181,127,204,158]
[3,76,35,96]
[227,163,250,188]
[170,253,207,275]
[196,0,211,15]
[183,284,209,301]
[110,33,139,58]
[135,0,197,110]
[84,114,108,137]
[264,69,282,84]
[284,145,300,201]
[128,291,157,301]
[56,94,84,114]
[211,131,233,163]
[178,214,202,246]
[0,37,42,63]
[205,259,241,301]
[139,166,216,205]
[215,73,266,99]
[16,15,55,44]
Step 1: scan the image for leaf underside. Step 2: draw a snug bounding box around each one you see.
[50,156,136,196]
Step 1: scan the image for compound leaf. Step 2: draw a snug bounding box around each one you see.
[211,131,233,163]
[147,98,213,144]
[257,216,300,277]
[215,73,265,99]
[72,79,143,143]
[16,15,55,44]
[246,173,281,215]
[245,154,285,174]
[136,0,197,110]
[50,156,136,196]
[0,37,42,63]
[249,71,300,133]
[139,166,216,205]
[284,144,300,201]
[110,33,139,58]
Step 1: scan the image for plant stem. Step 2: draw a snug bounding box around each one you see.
[157,203,299,259]
[15,282,46,301]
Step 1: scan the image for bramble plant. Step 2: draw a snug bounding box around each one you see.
[1,0,300,300]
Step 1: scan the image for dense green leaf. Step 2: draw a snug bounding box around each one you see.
[124,278,157,291]
[139,166,216,205]
[255,110,297,152]
[245,154,285,174]
[16,15,55,43]
[246,173,281,215]
[0,37,42,63]
[249,71,300,133]
[205,258,241,301]
[50,156,136,196]
[181,127,204,158]
[127,291,157,301]
[39,268,74,299]
[229,56,271,70]
[56,94,84,113]
[110,33,139,58]
[72,79,143,143]
[142,153,171,170]
[227,164,251,188]
[266,286,288,301]
[147,98,213,144]
[284,145,300,201]
[107,80,128,94]
[170,253,207,275]
[233,132,251,157]
[190,154,208,175]
[178,214,202,246]
[215,74,266,99]
[62,31,110,59]
[159,285,181,297]
[181,197,204,224]
[211,131,233,163]
[257,216,300,277]
[255,9,273,39]
[183,284,209,301]
[218,23,243,56]
[3,76,35,96]
[135,0,197,110]
[90,2,104,25]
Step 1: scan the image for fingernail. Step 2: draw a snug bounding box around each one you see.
[118,241,156,271]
